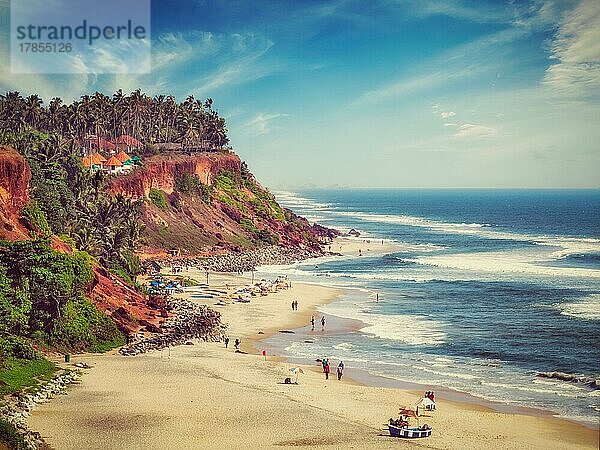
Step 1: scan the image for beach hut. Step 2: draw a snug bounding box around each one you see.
[82,152,106,171]
[104,156,123,174]
[115,150,131,163]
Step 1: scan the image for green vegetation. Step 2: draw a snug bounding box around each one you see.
[0,129,144,282]
[0,239,124,356]
[0,357,56,396]
[175,173,201,194]
[149,188,168,209]
[0,418,29,449]
[0,90,229,150]
[20,201,51,236]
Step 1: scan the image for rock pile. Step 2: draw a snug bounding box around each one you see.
[160,245,324,273]
[119,299,226,356]
[1,370,79,449]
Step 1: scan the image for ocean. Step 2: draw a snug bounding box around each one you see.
[260,189,600,427]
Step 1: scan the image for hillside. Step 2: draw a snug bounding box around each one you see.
[109,152,334,257]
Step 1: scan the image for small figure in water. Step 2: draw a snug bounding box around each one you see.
[310,316,315,331]
[321,316,326,330]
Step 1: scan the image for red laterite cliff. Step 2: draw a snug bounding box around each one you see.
[0,145,31,240]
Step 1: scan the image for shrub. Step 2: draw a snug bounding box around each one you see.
[50,295,125,352]
[0,336,39,360]
[148,188,168,209]
[20,201,51,235]
[175,173,201,193]
[0,418,29,449]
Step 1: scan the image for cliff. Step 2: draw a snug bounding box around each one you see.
[109,152,241,198]
[0,145,31,240]
[109,152,335,257]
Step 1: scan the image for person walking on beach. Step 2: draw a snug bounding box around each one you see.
[321,358,327,373]
[234,338,240,350]
[224,337,229,348]
[324,361,330,380]
[291,301,295,310]
[337,362,344,381]
[310,316,315,331]
[321,316,326,330]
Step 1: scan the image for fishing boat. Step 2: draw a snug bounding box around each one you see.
[388,407,432,438]
[388,423,432,438]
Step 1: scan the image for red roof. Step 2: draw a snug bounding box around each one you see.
[82,153,105,166]
[92,152,107,162]
[105,156,123,167]
[86,136,116,150]
[115,151,131,163]
[114,135,143,147]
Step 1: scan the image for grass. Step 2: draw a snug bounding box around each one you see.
[0,357,57,396]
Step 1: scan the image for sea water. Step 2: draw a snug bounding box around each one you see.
[260,189,600,427]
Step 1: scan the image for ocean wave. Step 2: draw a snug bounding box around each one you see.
[273,191,334,211]
[359,313,446,345]
[553,294,600,321]
[535,372,599,390]
[333,342,354,351]
[333,210,600,258]
[409,251,600,280]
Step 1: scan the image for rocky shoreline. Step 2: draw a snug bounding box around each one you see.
[119,299,226,357]
[160,245,331,273]
[2,370,79,450]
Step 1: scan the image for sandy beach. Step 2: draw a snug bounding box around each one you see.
[28,262,599,449]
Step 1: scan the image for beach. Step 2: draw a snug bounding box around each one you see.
[27,258,599,450]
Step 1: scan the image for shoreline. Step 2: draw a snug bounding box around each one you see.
[27,243,599,449]
[250,238,600,430]
[255,295,597,430]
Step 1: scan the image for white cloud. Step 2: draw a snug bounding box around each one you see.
[542,0,600,97]
[443,122,458,127]
[242,113,290,136]
[441,111,456,118]
[454,123,497,138]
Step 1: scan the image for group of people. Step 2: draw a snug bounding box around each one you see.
[224,337,241,351]
[290,300,299,310]
[310,315,326,331]
[321,358,344,380]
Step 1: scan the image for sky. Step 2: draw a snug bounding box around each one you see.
[0,0,599,188]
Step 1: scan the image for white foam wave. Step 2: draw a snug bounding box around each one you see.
[334,210,600,258]
[359,313,446,345]
[274,191,334,211]
[333,342,354,351]
[409,250,600,280]
[554,294,600,321]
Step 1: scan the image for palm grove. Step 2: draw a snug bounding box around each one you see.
[0,90,231,369]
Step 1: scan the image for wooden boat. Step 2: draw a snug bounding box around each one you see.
[388,424,432,438]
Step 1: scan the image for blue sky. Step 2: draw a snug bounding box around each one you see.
[1,0,599,188]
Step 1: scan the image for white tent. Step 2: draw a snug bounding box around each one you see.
[415,396,436,415]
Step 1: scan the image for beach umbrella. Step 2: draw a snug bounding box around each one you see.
[398,407,419,425]
[289,367,304,383]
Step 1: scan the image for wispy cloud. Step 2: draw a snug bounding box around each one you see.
[242,113,291,136]
[453,123,497,138]
[542,0,600,97]
[440,111,456,118]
